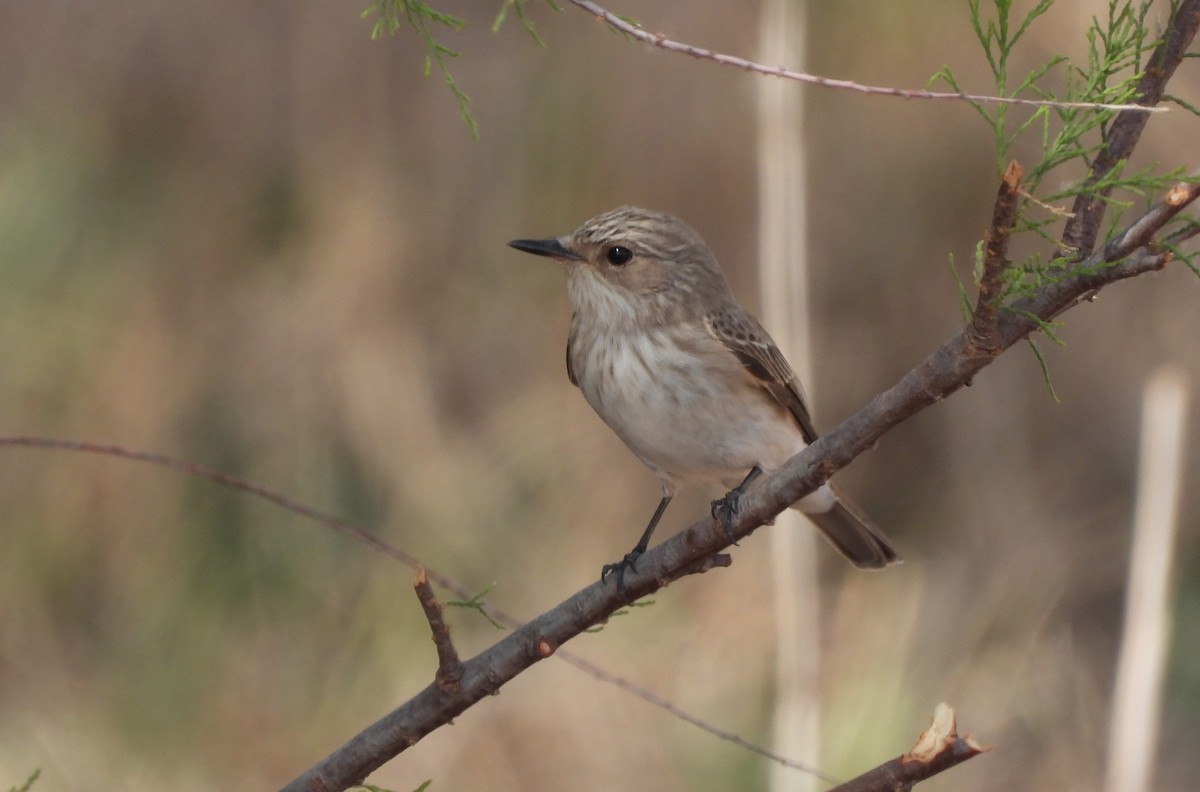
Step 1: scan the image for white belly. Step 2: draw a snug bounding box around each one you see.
[570,326,808,489]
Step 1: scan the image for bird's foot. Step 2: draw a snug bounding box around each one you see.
[601,548,644,602]
[710,465,764,545]
[710,494,741,545]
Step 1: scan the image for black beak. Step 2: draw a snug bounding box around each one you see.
[508,237,583,261]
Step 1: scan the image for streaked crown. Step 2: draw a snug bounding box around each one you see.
[564,206,735,326]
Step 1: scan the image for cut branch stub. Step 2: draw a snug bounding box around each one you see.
[826,704,986,792]
[414,566,465,692]
[971,159,1024,352]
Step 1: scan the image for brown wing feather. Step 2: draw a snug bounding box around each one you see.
[705,309,819,443]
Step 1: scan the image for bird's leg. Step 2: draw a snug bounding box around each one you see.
[602,493,673,600]
[711,465,763,544]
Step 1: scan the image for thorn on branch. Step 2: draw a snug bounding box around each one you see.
[827,704,986,792]
[414,566,465,692]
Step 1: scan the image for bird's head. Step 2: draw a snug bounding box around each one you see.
[509,206,730,328]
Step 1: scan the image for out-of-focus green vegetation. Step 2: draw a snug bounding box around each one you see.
[0,1,1196,790]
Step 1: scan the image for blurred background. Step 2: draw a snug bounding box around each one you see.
[1,1,1197,790]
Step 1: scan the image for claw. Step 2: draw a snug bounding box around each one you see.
[600,493,673,601]
[710,465,764,545]
[710,493,741,545]
[601,549,644,602]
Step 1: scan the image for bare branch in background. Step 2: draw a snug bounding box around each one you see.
[0,434,814,778]
[566,0,1167,113]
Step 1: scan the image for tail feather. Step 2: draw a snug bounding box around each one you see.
[803,486,900,569]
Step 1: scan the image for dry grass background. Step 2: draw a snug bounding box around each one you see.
[0,1,1197,790]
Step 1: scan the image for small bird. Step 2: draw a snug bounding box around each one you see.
[509,206,899,587]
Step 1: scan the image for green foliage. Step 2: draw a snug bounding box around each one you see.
[1165,90,1200,117]
[584,597,656,632]
[362,0,563,136]
[446,583,507,629]
[936,0,1154,185]
[493,0,563,45]
[949,251,975,323]
[351,782,430,792]
[362,0,476,137]
[7,769,40,792]
[1025,337,1062,402]
[932,0,1200,312]
[1167,220,1200,277]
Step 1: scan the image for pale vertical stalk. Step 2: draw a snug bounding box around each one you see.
[1104,368,1189,792]
[757,2,818,792]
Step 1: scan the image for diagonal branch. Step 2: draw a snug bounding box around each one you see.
[276,174,1198,792]
[566,0,1166,113]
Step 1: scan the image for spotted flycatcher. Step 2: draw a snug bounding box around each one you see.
[510,206,899,586]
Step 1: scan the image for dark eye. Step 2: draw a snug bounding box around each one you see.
[605,246,633,266]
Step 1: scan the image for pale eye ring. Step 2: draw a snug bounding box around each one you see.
[605,246,633,265]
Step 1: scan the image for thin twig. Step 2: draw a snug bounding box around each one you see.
[1106,178,1200,256]
[560,650,838,783]
[1044,178,1200,323]
[1165,219,1200,245]
[0,437,451,588]
[566,0,1166,113]
[0,435,815,781]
